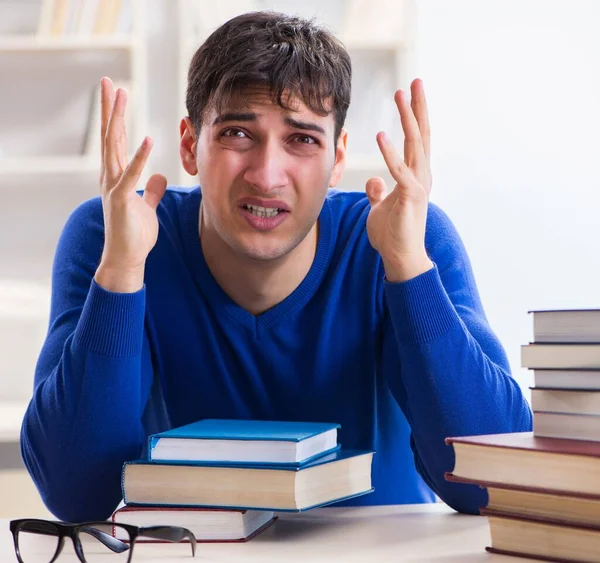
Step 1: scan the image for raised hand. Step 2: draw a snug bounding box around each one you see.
[365,78,434,283]
[95,77,168,293]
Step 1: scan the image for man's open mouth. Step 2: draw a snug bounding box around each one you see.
[243,204,287,218]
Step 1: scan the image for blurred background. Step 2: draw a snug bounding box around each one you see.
[0,0,599,517]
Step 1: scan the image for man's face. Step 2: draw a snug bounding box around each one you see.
[187,88,346,262]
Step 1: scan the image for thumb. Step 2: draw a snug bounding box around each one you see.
[143,174,168,210]
[366,177,387,206]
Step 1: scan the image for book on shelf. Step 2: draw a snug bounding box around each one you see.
[481,507,600,563]
[533,369,600,390]
[122,449,374,512]
[531,387,600,416]
[521,343,600,369]
[111,504,276,543]
[530,308,600,343]
[147,419,341,466]
[36,0,132,38]
[444,431,600,496]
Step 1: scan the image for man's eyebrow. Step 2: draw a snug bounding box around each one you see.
[284,117,326,135]
[212,112,257,125]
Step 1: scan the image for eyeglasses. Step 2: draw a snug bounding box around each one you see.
[9,518,196,563]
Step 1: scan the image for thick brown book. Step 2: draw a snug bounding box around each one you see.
[445,431,600,496]
[481,507,600,563]
[446,474,600,526]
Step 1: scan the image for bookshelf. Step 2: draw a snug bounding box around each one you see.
[175,0,416,191]
[0,0,147,179]
[0,34,135,51]
[0,0,148,430]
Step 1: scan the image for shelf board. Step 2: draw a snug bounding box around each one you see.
[0,35,136,53]
[0,156,99,176]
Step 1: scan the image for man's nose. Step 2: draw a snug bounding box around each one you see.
[242,141,288,193]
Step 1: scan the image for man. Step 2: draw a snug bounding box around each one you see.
[21,11,532,522]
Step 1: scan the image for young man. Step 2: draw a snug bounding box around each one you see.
[21,11,532,522]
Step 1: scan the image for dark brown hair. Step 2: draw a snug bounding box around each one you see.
[186,11,352,141]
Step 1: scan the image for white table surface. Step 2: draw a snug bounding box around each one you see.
[1,502,515,562]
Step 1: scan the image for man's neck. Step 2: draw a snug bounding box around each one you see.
[200,220,318,316]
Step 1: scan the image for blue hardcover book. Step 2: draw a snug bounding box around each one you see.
[122,449,374,512]
[148,419,341,466]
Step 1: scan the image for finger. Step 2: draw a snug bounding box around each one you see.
[143,173,168,210]
[104,88,128,185]
[365,177,388,207]
[394,89,425,170]
[376,131,412,187]
[410,78,431,161]
[113,137,153,195]
[100,77,115,176]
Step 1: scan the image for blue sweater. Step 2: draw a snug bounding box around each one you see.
[21,187,532,522]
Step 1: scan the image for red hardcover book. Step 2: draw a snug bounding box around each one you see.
[444,431,600,497]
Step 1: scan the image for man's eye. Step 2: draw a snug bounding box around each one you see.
[294,135,318,145]
[221,128,248,138]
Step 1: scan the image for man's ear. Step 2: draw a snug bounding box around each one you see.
[180,117,198,176]
[329,128,348,187]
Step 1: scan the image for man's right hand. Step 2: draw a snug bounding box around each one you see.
[95,77,168,293]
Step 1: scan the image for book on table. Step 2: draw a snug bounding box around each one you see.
[530,387,600,416]
[533,369,600,390]
[530,387,600,442]
[122,449,374,511]
[482,507,600,563]
[529,308,600,343]
[111,503,276,543]
[147,419,341,466]
[521,343,600,369]
[446,432,600,562]
[446,475,600,528]
[444,431,600,497]
[533,411,600,442]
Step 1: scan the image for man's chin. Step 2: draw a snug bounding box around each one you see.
[235,244,292,262]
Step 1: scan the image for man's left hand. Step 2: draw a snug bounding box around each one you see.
[365,78,434,283]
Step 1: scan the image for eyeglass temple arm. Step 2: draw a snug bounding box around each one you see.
[78,527,130,554]
[139,526,197,556]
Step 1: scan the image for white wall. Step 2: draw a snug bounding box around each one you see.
[415,0,600,393]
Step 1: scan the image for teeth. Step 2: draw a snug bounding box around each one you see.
[245,204,281,218]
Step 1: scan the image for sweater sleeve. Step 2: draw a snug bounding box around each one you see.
[20,197,155,522]
[381,202,532,514]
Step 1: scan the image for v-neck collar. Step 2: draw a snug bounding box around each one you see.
[181,187,334,335]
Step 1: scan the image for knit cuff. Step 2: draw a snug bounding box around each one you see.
[384,264,461,345]
[73,279,146,357]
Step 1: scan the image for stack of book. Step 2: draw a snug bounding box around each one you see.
[445,308,600,563]
[112,419,374,542]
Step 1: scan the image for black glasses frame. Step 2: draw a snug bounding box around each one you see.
[9,518,196,563]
